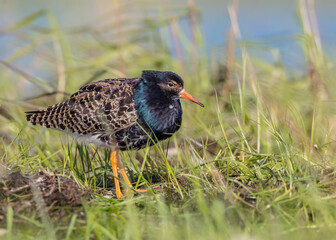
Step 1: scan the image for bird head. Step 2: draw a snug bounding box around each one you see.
[141,70,204,107]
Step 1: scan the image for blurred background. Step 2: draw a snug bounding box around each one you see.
[2,0,336,162]
[1,0,336,98]
[3,1,336,239]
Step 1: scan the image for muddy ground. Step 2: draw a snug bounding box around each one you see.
[0,170,91,220]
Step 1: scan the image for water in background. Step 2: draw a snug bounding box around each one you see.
[0,0,335,74]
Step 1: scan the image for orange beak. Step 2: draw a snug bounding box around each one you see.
[180,90,204,107]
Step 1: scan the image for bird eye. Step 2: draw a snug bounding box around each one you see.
[168,82,175,87]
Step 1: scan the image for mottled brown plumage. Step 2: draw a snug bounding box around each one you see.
[26,70,204,198]
[26,78,143,150]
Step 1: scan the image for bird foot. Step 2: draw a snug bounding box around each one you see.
[134,189,147,193]
[125,187,147,194]
[116,188,147,199]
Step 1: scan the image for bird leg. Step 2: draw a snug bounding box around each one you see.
[116,154,147,194]
[110,151,147,199]
[110,151,123,198]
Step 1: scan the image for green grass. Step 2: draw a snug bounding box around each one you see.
[1,1,336,239]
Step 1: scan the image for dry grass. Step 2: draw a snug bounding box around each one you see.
[1,1,336,239]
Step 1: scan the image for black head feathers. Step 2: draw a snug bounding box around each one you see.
[141,70,184,87]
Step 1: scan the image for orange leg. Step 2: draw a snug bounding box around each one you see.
[110,151,123,199]
[110,151,147,199]
[116,158,147,193]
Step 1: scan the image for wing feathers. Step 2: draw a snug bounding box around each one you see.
[26,78,140,135]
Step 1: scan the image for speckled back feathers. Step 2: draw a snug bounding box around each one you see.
[26,78,141,148]
[26,71,190,151]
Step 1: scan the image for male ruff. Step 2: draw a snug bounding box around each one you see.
[26,70,204,198]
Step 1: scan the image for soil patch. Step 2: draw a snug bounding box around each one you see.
[0,171,91,219]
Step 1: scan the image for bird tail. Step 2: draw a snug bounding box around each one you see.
[25,103,67,129]
[25,110,46,126]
